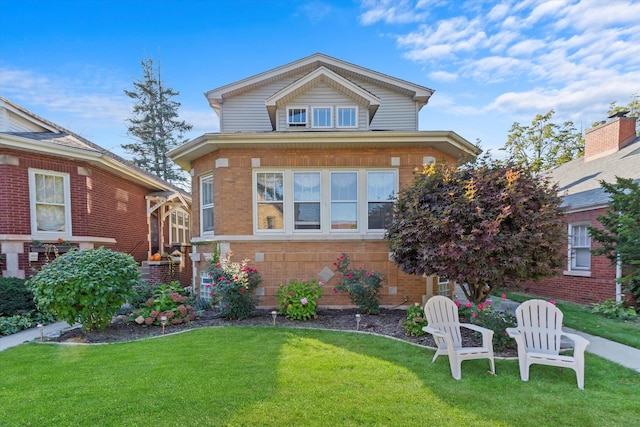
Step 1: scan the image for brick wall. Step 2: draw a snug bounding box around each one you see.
[0,148,185,281]
[189,145,456,307]
[585,116,637,161]
[523,208,620,304]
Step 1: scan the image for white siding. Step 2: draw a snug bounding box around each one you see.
[2,110,50,132]
[219,72,419,133]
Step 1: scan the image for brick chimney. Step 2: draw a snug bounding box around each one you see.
[584,115,638,162]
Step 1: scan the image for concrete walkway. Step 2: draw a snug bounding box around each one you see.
[1,316,639,373]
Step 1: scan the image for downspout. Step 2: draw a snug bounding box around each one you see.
[616,253,622,303]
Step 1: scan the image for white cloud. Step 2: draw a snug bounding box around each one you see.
[428,70,458,82]
[507,38,546,56]
[359,0,431,25]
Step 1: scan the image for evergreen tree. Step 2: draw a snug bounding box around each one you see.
[123,59,192,184]
[502,110,584,172]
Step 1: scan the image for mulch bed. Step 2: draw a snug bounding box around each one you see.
[47,307,518,358]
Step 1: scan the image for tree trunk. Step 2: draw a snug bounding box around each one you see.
[459,282,492,304]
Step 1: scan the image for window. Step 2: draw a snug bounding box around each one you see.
[312,107,332,128]
[256,172,284,230]
[569,224,591,270]
[337,107,357,128]
[331,172,358,230]
[201,175,214,234]
[287,107,307,127]
[254,169,396,234]
[29,169,71,236]
[294,172,321,230]
[170,209,190,244]
[200,271,213,301]
[367,171,396,230]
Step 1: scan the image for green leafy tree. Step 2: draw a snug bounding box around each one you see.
[123,58,192,184]
[588,177,640,300]
[601,93,640,134]
[387,157,566,304]
[502,110,584,172]
[28,248,140,330]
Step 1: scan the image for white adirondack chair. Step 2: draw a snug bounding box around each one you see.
[422,296,495,380]
[506,299,590,389]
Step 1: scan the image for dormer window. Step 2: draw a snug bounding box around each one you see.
[337,107,357,128]
[312,107,332,128]
[288,107,307,127]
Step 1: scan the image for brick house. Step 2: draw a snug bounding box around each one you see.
[525,114,639,305]
[0,97,192,286]
[168,53,480,307]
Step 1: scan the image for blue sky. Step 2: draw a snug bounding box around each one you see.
[1,0,639,158]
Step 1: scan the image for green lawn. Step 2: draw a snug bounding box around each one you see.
[1,327,639,426]
[504,292,640,349]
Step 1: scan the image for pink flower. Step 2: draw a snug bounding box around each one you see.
[465,302,472,308]
[300,298,308,305]
[485,300,491,306]
[216,263,221,268]
[347,274,353,279]
[549,300,556,305]
[205,284,210,289]
[318,281,325,286]
[365,271,371,277]
[210,292,215,297]
[455,301,461,308]
[472,312,478,318]
[333,288,338,294]
[501,294,507,300]
[240,288,246,293]
[477,304,484,310]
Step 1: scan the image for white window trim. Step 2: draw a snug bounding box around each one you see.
[170,208,190,245]
[200,174,214,236]
[287,106,308,127]
[253,169,397,236]
[28,168,72,238]
[567,222,591,272]
[337,106,359,129]
[311,106,333,129]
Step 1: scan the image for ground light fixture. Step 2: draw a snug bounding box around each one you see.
[37,324,44,342]
[355,314,361,331]
[271,311,277,326]
[160,315,167,334]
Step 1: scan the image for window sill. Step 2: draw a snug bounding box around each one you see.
[563,270,591,277]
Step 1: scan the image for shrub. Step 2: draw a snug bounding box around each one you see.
[28,248,140,331]
[277,279,324,321]
[333,254,384,314]
[402,302,427,336]
[133,282,196,326]
[0,315,33,336]
[457,295,517,351]
[207,251,262,320]
[590,299,638,320]
[0,277,36,316]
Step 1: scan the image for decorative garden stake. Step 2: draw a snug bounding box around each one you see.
[355,314,361,331]
[37,324,44,342]
[271,311,277,326]
[160,315,167,334]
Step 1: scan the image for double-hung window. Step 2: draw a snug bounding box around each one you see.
[337,107,357,128]
[29,169,71,236]
[201,175,214,234]
[367,171,396,230]
[331,172,358,230]
[312,107,332,128]
[294,172,321,230]
[287,107,307,127]
[569,223,591,271]
[170,209,190,244]
[256,172,284,230]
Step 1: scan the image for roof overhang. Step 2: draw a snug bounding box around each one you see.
[168,130,481,171]
[1,132,191,201]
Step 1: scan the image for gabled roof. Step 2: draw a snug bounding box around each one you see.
[549,137,640,211]
[205,52,434,122]
[264,66,381,128]
[0,96,191,203]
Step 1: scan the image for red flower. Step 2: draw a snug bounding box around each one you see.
[501,293,507,300]
[240,288,246,293]
[478,304,484,310]
[455,301,461,308]
[333,288,338,294]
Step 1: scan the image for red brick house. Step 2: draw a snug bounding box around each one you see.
[0,97,192,286]
[525,114,639,305]
[168,53,480,307]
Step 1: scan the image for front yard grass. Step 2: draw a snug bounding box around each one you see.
[1,327,639,426]
[505,292,640,349]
